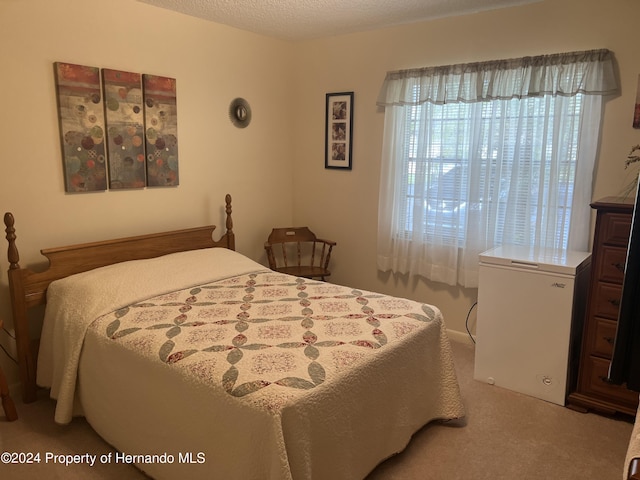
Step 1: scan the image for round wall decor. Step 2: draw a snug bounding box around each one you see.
[229,98,251,128]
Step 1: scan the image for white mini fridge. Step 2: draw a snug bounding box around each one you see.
[473,245,591,406]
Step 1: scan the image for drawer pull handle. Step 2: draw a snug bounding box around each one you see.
[609,298,620,307]
[613,262,625,273]
[604,336,615,345]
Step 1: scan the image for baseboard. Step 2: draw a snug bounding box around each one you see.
[447,328,475,345]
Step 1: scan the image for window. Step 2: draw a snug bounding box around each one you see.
[377,50,617,288]
[405,95,580,246]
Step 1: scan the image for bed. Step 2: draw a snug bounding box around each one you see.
[4,194,465,480]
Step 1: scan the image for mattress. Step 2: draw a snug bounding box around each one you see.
[37,247,465,479]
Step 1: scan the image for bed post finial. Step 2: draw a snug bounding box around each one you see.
[4,212,20,270]
[224,194,235,250]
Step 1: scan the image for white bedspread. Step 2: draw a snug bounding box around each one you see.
[37,247,268,424]
[38,248,465,479]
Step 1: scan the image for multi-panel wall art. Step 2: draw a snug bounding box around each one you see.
[54,63,108,192]
[143,74,179,187]
[102,69,146,189]
[54,62,179,193]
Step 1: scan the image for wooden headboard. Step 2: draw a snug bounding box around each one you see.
[4,193,235,403]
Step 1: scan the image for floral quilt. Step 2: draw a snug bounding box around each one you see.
[95,271,448,413]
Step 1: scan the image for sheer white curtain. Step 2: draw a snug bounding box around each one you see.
[376,49,618,288]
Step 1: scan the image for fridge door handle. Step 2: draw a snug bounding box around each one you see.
[510,260,539,269]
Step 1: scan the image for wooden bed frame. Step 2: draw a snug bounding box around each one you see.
[3,194,235,404]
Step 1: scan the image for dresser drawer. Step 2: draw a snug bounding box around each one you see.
[596,245,627,284]
[600,212,632,246]
[591,317,617,358]
[591,282,622,320]
[583,355,639,406]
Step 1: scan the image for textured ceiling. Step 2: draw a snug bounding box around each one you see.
[137,0,541,41]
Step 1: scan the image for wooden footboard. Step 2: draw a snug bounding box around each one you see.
[4,194,235,403]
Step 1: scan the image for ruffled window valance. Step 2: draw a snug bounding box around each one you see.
[377,49,617,107]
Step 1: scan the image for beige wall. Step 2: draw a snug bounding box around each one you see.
[0,0,295,385]
[1,0,639,389]
[291,0,640,342]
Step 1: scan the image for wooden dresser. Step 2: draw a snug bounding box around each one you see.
[568,197,639,416]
